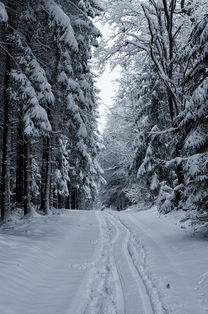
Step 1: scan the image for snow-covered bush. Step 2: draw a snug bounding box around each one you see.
[157,182,175,214]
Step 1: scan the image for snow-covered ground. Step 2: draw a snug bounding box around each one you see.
[0,207,208,314]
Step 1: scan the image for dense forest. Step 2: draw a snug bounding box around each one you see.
[0,0,208,225]
[0,0,104,222]
[100,0,208,223]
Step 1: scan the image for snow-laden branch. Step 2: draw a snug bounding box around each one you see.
[43,0,78,50]
[0,2,8,23]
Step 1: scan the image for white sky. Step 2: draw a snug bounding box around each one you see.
[95,22,120,133]
[96,65,120,132]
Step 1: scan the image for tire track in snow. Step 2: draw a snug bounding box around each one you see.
[105,212,168,314]
[105,212,154,314]
[122,212,199,314]
[80,211,125,314]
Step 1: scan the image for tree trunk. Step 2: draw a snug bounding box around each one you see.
[15,120,25,207]
[1,79,11,221]
[1,13,12,222]
[40,136,51,215]
[23,136,32,216]
[67,182,72,209]
[175,164,184,206]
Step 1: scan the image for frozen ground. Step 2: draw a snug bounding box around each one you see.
[0,207,208,314]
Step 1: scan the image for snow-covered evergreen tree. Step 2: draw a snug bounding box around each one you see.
[176,15,208,212]
[99,0,208,221]
[50,0,103,208]
[0,0,103,220]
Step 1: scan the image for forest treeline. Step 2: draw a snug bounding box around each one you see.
[0,0,104,222]
[0,0,207,224]
[100,0,208,220]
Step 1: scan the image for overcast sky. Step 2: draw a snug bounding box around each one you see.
[95,22,120,133]
[96,66,120,132]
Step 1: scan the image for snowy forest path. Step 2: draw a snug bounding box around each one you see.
[0,209,205,314]
[82,211,154,314]
[0,211,102,314]
[103,211,154,314]
[0,210,158,314]
[117,210,204,314]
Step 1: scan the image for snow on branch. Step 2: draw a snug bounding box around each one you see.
[43,0,78,50]
[10,70,52,137]
[0,2,8,23]
[12,31,55,107]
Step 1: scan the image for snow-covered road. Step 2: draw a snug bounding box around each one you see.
[0,208,208,314]
[83,211,153,314]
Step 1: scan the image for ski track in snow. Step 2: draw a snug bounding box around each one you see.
[105,212,163,314]
[81,211,156,314]
[79,211,125,314]
[120,209,207,314]
[1,208,207,314]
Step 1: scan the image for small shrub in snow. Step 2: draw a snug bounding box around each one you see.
[157,183,175,214]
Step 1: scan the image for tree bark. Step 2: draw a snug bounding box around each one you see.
[15,120,25,207]
[40,136,51,214]
[1,67,11,221]
[23,136,32,216]
[0,1,12,221]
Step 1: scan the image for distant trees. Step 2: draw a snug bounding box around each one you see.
[100,0,208,216]
[99,76,135,209]
[0,0,103,222]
